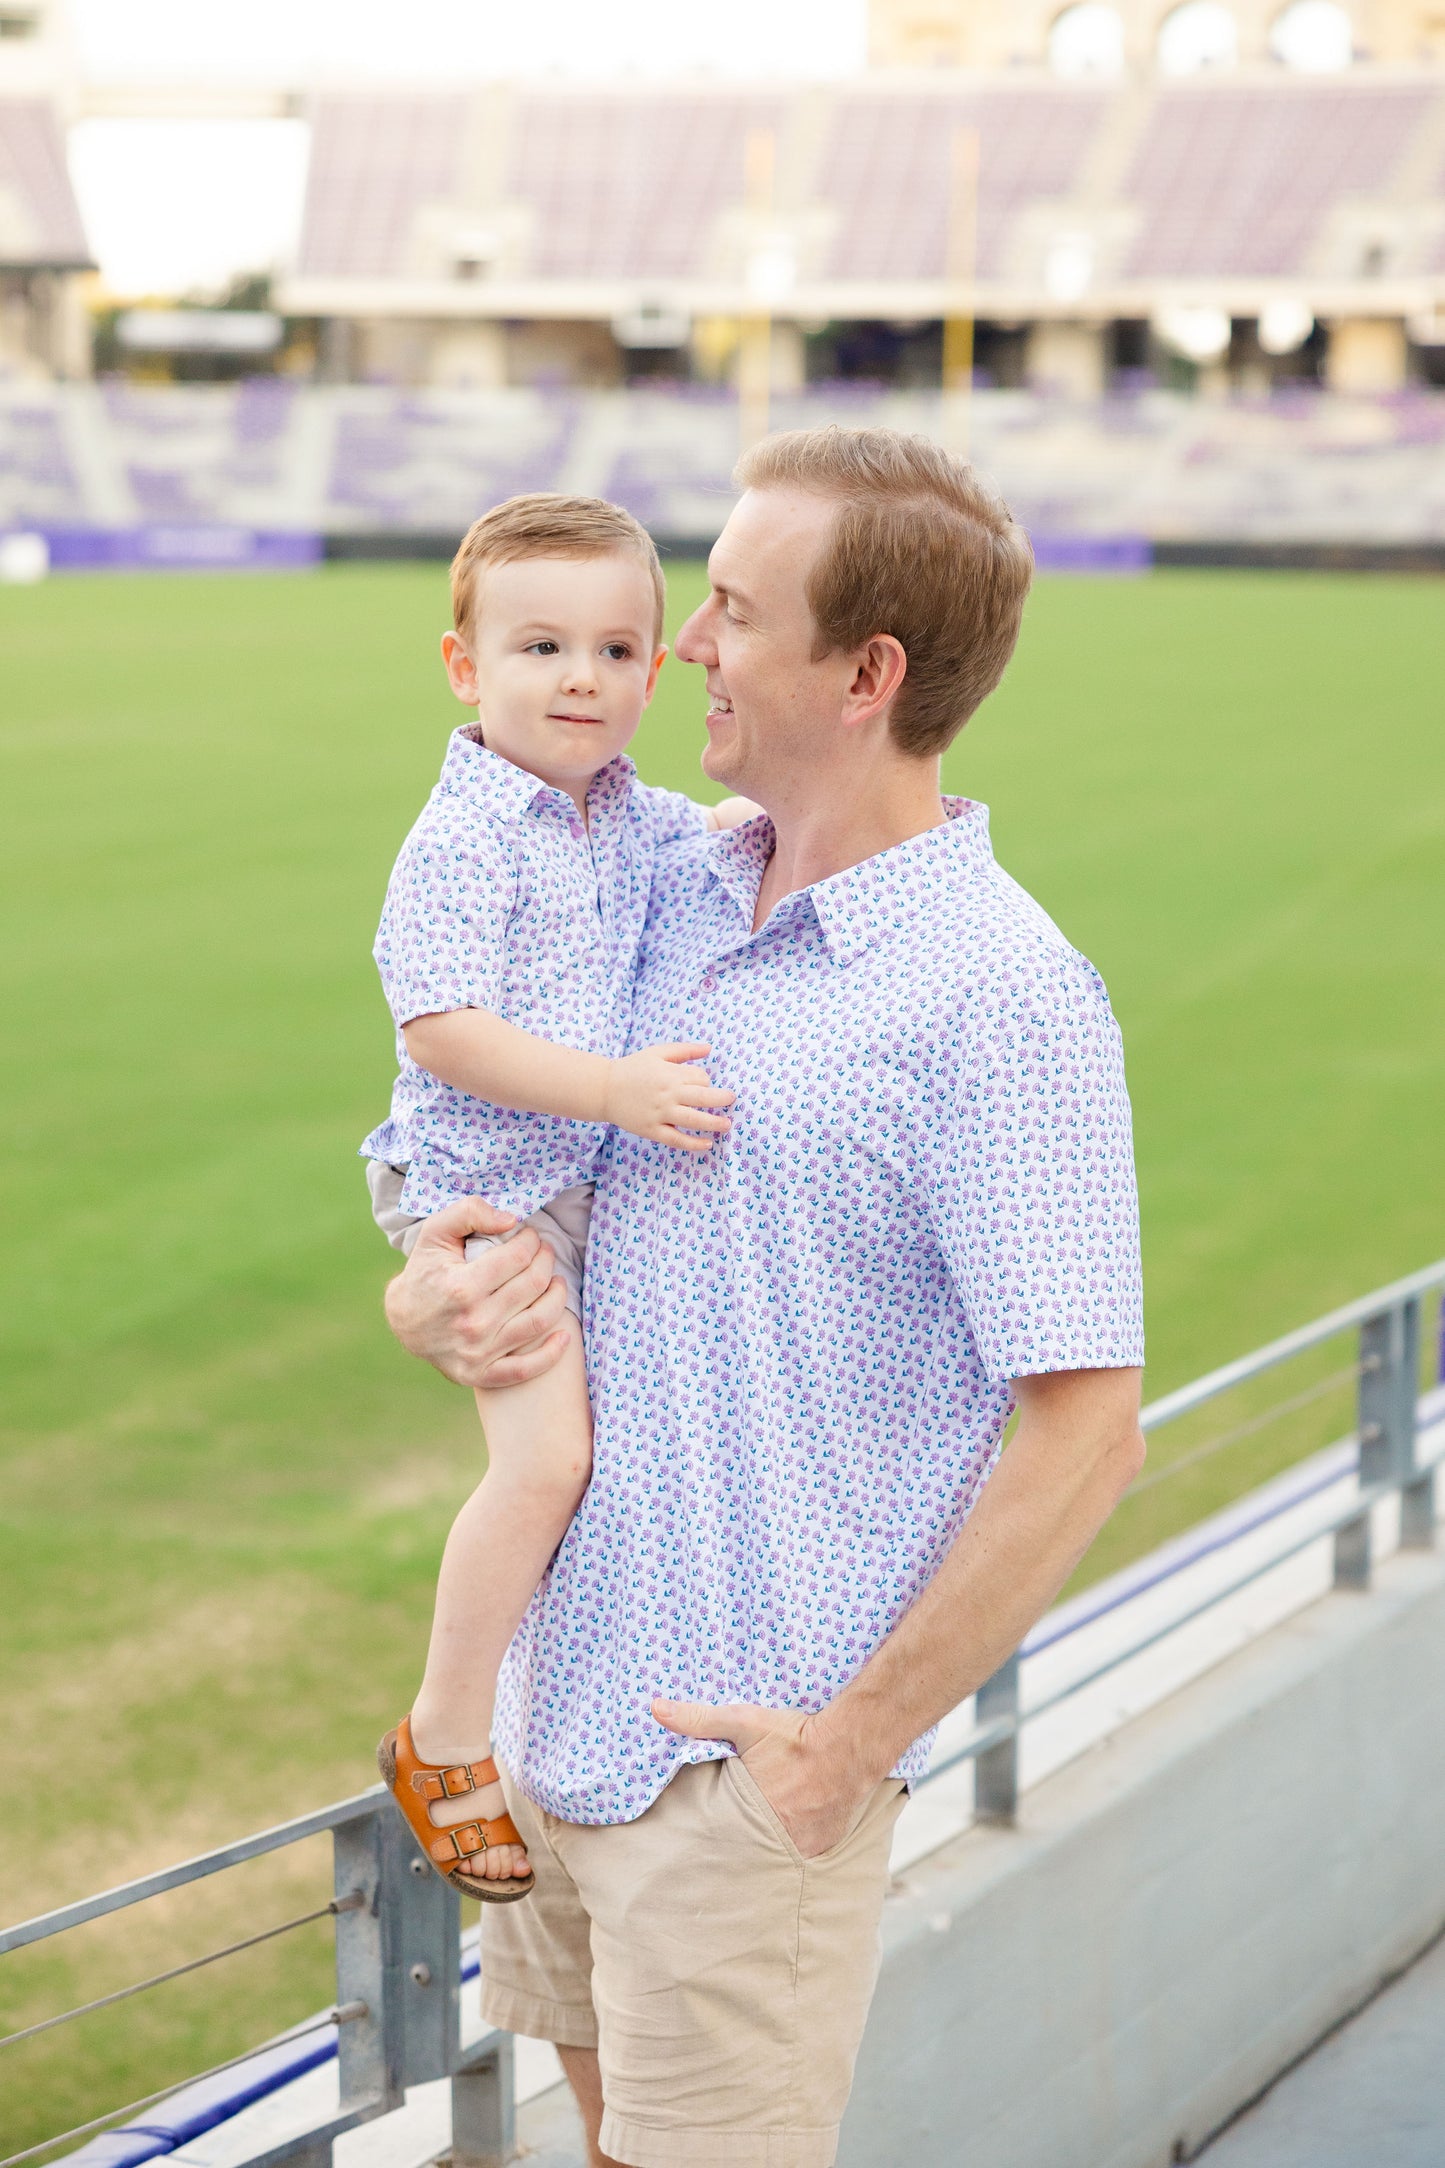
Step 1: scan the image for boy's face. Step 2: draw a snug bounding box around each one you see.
[442,552,665,794]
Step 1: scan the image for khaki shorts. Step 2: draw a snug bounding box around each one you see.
[481,1757,906,2168]
[364,1161,592,1318]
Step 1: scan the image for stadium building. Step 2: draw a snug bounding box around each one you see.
[2,0,1445,558]
[277,0,1445,400]
[0,0,91,381]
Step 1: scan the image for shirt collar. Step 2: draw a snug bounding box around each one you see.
[705,798,993,965]
[438,726,636,823]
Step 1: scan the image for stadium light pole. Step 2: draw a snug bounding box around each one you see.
[942,125,979,458]
[739,127,776,454]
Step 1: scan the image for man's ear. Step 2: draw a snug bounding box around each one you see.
[441,629,482,707]
[842,634,908,730]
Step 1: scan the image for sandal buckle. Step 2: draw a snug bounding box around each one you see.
[441,1765,476,1798]
[452,1822,487,1857]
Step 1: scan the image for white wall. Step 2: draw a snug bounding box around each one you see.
[842,1544,1445,2168]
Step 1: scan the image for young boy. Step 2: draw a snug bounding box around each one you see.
[363,494,755,1901]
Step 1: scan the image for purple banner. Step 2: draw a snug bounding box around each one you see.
[1029,534,1152,575]
[38,527,322,572]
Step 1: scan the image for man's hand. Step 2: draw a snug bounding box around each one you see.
[603,1043,735,1153]
[652,1698,875,1859]
[383,1196,571,1390]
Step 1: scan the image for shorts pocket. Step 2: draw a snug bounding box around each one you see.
[724,1758,906,1873]
[721,1754,809,1869]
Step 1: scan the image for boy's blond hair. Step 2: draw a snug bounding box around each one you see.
[450,494,666,649]
[734,427,1034,758]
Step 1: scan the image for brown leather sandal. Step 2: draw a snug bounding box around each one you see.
[377,1716,535,1902]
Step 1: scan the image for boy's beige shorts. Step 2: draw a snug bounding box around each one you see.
[482,1755,906,2168]
[365,1161,592,1318]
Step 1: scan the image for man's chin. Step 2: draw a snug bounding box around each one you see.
[700,739,740,790]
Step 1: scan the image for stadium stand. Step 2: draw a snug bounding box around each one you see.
[5,381,1445,549]
[280,69,1445,359]
[0,98,88,270]
[0,96,92,380]
[1123,82,1439,278]
[816,86,1110,282]
[509,94,790,282]
[295,96,473,282]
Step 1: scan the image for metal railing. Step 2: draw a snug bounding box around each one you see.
[3,1259,1442,2168]
[957,1259,1444,1820]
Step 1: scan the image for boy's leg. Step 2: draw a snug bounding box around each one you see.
[411,1319,592,1886]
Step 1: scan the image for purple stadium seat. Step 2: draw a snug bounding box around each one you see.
[1125,85,1435,278]
[297,96,472,279]
[507,94,788,281]
[816,88,1108,281]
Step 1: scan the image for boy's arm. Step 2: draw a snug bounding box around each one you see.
[402,1008,735,1153]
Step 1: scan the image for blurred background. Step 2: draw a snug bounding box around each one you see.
[2,2,1444,2160]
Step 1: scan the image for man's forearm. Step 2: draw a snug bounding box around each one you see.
[812,1368,1145,1787]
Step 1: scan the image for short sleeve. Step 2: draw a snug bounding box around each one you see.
[929,948,1145,1384]
[373,802,519,1028]
[632,782,712,849]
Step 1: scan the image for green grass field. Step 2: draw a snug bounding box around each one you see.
[2,562,1443,2149]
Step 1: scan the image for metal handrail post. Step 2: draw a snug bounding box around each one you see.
[452,2035,517,2168]
[391,1845,462,2086]
[974,1652,1021,1824]
[1392,1296,1434,1549]
[333,1805,405,2120]
[1336,1307,1389,1588]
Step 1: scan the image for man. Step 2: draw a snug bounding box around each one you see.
[384,426,1146,2168]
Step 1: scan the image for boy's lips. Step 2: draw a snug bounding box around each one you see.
[549,710,606,724]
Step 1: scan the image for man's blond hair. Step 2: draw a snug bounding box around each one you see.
[450,493,666,648]
[733,427,1034,758]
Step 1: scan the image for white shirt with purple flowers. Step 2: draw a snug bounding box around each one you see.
[361,726,708,1218]
[493,799,1146,1823]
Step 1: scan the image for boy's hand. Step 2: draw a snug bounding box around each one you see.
[603,1042,734,1152]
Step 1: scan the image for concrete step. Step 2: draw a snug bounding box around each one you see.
[1198,1928,1445,2167]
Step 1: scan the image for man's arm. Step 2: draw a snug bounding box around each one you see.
[654,1365,1144,1855]
[382,1195,572,1390]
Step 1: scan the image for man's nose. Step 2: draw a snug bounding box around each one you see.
[674,603,715,665]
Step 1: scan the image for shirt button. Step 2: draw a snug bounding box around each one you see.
[701,972,718,992]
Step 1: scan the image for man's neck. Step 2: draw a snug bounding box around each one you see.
[752,760,948,932]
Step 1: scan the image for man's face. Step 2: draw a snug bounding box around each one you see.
[442,553,664,794]
[674,489,854,806]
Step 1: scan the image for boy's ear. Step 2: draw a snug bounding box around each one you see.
[644,643,669,703]
[441,630,481,707]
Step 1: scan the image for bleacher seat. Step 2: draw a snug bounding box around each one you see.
[817,89,1108,281]
[297,96,472,280]
[1124,84,1435,278]
[5,382,1444,546]
[508,95,788,281]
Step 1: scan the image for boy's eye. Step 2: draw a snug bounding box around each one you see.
[528,640,559,656]
[602,643,631,661]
